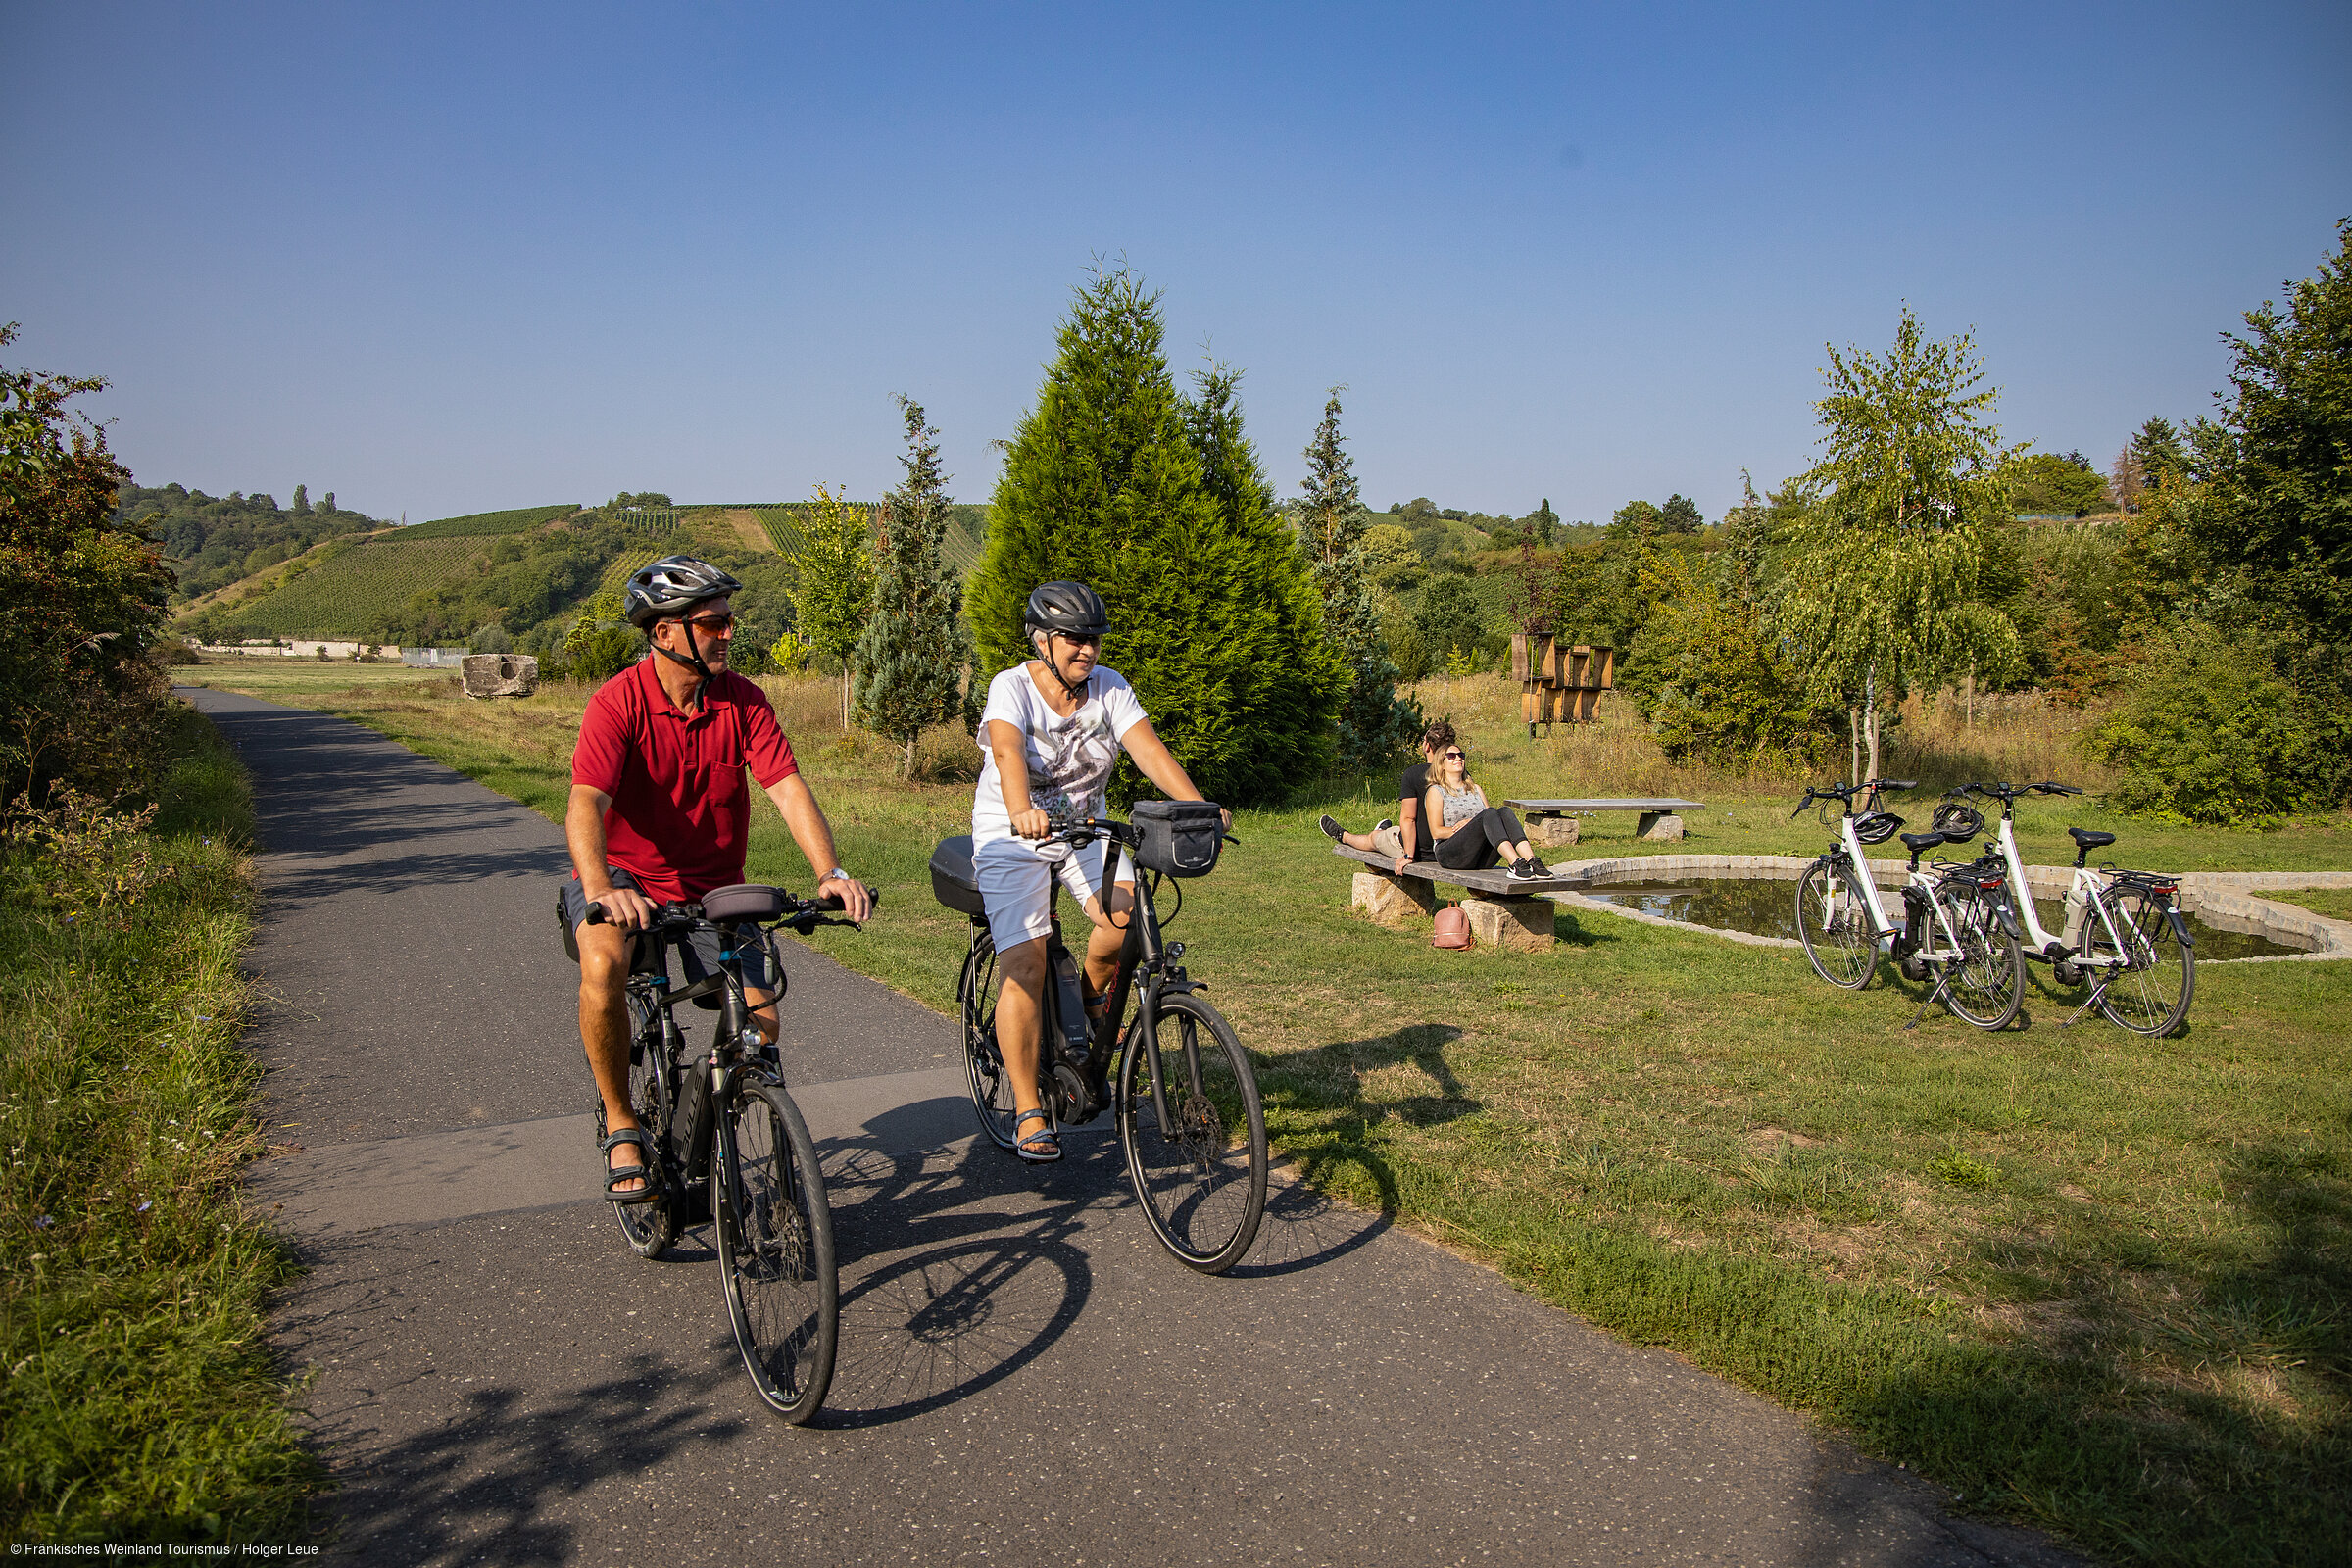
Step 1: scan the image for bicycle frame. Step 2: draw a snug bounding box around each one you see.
[1821,808,1898,947]
[1980,807,2136,972]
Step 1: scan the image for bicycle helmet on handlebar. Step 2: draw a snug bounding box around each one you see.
[1931,802,1986,842]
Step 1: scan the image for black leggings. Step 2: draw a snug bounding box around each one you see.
[1434,806,1528,871]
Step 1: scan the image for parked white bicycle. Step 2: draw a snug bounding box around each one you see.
[1956,781,2196,1038]
[1790,779,2025,1030]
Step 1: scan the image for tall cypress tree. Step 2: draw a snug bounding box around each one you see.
[968,266,1337,805]
[1183,366,1343,798]
[1298,390,1418,770]
[853,397,977,776]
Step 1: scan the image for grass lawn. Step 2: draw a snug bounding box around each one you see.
[2259,887,2352,923]
[1,704,323,1543]
[181,659,2352,1566]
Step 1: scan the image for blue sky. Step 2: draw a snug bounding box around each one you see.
[4,2,2347,525]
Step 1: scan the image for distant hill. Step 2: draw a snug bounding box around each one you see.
[171,497,989,663]
[116,482,390,602]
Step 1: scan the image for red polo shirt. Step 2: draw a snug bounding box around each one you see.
[571,657,800,905]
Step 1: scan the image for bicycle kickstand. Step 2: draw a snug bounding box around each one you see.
[2058,975,2109,1030]
[1904,964,1952,1032]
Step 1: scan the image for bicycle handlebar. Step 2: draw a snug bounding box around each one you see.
[585,887,880,936]
[1790,778,1915,816]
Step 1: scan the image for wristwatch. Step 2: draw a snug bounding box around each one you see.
[820,867,850,885]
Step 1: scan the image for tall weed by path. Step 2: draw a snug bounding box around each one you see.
[0,704,322,1544]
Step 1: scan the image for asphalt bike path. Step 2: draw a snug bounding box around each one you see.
[190,689,2079,1568]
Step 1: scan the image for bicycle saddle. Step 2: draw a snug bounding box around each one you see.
[1899,831,1946,866]
[2068,828,2117,851]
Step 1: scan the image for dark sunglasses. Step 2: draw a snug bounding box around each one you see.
[673,612,736,632]
[1053,630,1102,648]
[1443,749,1465,759]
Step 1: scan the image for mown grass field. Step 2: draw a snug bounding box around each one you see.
[181,660,2352,1565]
[1,705,322,1544]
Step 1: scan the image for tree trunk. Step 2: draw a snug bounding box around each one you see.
[904,733,917,778]
[1849,706,1862,787]
[1964,664,1976,731]
[1863,667,1881,784]
[840,667,853,730]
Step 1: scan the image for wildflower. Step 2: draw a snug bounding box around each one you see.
[34,1214,52,1228]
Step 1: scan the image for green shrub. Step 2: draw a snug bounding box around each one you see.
[569,625,641,684]
[2086,633,2334,824]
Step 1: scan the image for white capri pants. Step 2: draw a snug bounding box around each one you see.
[973,834,1136,952]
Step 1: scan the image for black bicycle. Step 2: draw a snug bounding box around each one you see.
[574,881,871,1423]
[928,807,1268,1274]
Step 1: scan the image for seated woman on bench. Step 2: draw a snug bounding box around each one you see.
[1425,742,1552,882]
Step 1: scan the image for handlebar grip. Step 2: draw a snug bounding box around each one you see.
[584,904,609,925]
[810,885,881,913]
[1880,778,1918,790]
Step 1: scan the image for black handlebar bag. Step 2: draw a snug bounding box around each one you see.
[1131,800,1225,878]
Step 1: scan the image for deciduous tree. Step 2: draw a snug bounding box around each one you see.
[1773,308,2022,782]
[789,484,874,726]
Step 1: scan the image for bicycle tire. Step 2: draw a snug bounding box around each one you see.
[1116,991,1266,1274]
[1796,859,1878,990]
[1936,889,2025,1031]
[959,934,1024,1149]
[716,1077,837,1424]
[602,992,677,1258]
[2089,885,2195,1038]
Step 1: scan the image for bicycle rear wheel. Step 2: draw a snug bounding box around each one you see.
[602,993,677,1258]
[960,934,1022,1149]
[716,1077,837,1423]
[2089,886,2195,1038]
[1796,859,1878,989]
[1936,890,2025,1031]
[1116,992,1266,1274]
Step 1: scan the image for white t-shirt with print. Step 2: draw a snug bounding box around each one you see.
[972,663,1149,854]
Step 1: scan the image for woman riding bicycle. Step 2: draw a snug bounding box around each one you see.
[973,581,1227,1164]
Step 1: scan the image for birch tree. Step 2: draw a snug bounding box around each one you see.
[1774,309,2022,782]
[789,484,873,727]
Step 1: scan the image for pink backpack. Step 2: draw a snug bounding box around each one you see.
[1433,904,1473,951]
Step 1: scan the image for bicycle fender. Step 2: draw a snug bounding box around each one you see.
[2165,907,2195,948]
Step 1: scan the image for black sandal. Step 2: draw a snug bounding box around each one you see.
[601,1127,659,1203]
[1012,1106,1062,1164]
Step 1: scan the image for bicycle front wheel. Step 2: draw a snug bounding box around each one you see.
[960,933,1025,1149]
[1796,860,1878,990]
[716,1078,837,1424]
[1117,992,1266,1274]
[2090,886,2195,1038]
[1937,891,2025,1031]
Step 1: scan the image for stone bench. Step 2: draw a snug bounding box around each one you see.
[1502,797,1707,848]
[1335,844,1587,953]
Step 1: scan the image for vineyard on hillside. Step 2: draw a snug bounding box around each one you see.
[230,537,489,638]
[754,501,986,576]
[399,504,578,539]
[617,509,680,537]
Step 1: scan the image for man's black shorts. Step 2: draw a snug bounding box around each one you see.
[562,867,779,993]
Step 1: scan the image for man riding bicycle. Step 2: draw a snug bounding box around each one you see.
[973,581,1226,1164]
[564,555,874,1201]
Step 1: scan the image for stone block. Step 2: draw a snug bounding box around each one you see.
[1528,815,1580,850]
[462,653,540,699]
[1462,895,1555,952]
[1636,811,1685,843]
[1351,871,1438,930]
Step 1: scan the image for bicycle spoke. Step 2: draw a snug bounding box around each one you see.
[719,1080,837,1423]
[1117,993,1265,1273]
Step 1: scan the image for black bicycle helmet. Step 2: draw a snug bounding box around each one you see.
[1931,802,1986,843]
[1022,580,1109,639]
[1851,810,1904,846]
[623,555,743,629]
